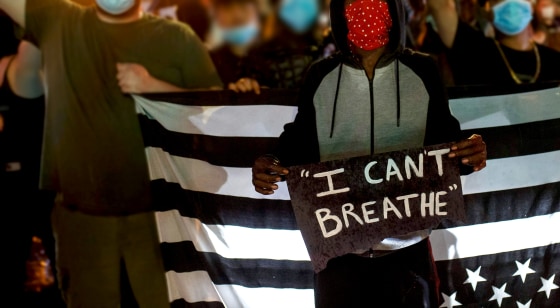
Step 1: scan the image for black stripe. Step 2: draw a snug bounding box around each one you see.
[152,180,299,230]
[140,115,278,168]
[435,244,560,307]
[140,84,559,106]
[462,118,560,160]
[140,88,300,107]
[170,299,225,308]
[152,180,560,231]
[161,241,314,289]
[437,181,560,229]
[141,115,560,168]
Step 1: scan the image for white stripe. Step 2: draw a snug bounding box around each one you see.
[166,270,315,308]
[430,212,560,261]
[166,270,224,304]
[147,147,559,200]
[156,210,311,261]
[215,284,314,308]
[146,146,292,200]
[449,86,560,130]
[460,150,560,195]
[134,95,298,138]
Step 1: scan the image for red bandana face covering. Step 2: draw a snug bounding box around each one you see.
[345,0,392,51]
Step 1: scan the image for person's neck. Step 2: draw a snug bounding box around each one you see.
[96,7,143,24]
[499,27,534,51]
[358,47,386,80]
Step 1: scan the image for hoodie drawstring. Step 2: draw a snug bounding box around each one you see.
[329,58,401,146]
[395,59,401,127]
[330,63,344,138]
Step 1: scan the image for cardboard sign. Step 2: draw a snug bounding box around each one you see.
[286,143,466,273]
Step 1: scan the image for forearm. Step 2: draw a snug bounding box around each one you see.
[427,0,458,49]
[0,0,26,27]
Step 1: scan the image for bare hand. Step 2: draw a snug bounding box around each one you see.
[252,155,289,195]
[228,77,261,95]
[116,63,154,94]
[448,134,487,172]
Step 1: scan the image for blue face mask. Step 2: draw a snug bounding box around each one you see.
[279,0,320,34]
[96,0,136,15]
[492,0,533,36]
[220,22,260,47]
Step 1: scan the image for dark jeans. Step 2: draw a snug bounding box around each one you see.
[315,238,440,308]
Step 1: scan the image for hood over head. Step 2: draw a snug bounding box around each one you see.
[329,0,407,67]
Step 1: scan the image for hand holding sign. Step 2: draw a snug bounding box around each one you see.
[286,143,466,273]
[252,155,289,195]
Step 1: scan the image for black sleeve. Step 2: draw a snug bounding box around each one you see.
[273,58,339,167]
[446,21,493,86]
[273,66,320,167]
[413,52,474,175]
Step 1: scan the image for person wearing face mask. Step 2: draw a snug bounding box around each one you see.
[0,0,223,307]
[428,0,560,86]
[208,0,262,87]
[251,0,487,306]
[534,0,560,51]
[230,0,328,90]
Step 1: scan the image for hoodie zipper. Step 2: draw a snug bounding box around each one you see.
[368,75,374,156]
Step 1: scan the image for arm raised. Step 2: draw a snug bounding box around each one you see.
[427,0,458,49]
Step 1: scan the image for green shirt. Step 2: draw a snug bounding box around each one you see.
[26,0,222,215]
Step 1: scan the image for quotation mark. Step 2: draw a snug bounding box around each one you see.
[300,169,310,178]
[449,184,458,191]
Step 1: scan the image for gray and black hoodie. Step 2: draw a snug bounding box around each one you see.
[275,0,465,253]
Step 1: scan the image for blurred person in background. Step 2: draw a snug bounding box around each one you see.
[254,0,326,88]
[176,0,213,43]
[0,0,222,307]
[428,0,560,86]
[231,0,331,92]
[534,0,560,51]
[0,12,62,305]
[209,0,263,87]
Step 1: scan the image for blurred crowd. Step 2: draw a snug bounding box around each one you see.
[146,0,560,87]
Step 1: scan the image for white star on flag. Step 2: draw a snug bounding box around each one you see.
[516,300,532,308]
[538,274,559,299]
[489,283,512,307]
[464,266,487,291]
[512,259,536,283]
[439,292,462,308]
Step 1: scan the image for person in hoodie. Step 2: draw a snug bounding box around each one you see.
[252,0,487,306]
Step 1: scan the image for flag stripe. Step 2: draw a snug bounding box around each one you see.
[156,210,560,264]
[161,242,313,288]
[167,272,315,307]
[429,212,560,262]
[461,118,560,160]
[449,86,560,130]
[152,180,298,230]
[147,146,560,200]
[442,181,560,227]
[142,113,560,165]
[135,95,297,138]
[156,210,309,261]
[460,150,560,195]
[140,115,279,168]
[139,89,301,108]
[153,179,559,230]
